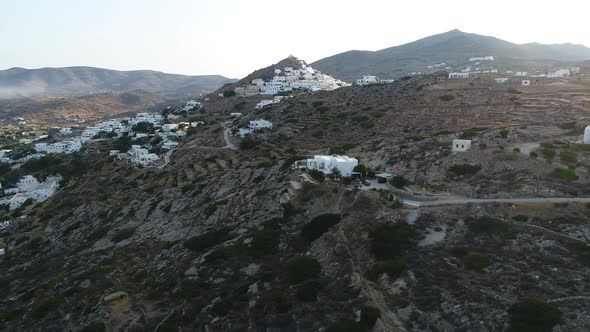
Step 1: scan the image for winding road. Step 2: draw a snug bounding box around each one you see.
[401,196,590,207]
[222,122,238,150]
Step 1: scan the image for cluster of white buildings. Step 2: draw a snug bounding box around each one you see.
[128,145,160,167]
[237,119,273,137]
[355,76,396,86]
[295,155,359,177]
[181,100,202,112]
[469,56,495,62]
[0,175,61,210]
[234,59,349,97]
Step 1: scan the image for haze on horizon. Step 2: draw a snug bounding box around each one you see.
[2,0,589,78]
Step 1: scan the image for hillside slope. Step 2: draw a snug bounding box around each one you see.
[0,90,172,125]
[311,29,590,81]
[0,67,236,100]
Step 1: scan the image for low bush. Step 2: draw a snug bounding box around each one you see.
[439,95,455,101]
[301,214,341,242]
[366,259,407,280]
[260,289,291,313]
[390,175,408,188]
[551,168,578,182]
[508,299,562,332]
[295,280,322,302]
[448,164,481,177]
[285,256,321,283]
[240,137,256,150]
[31,296,65,319]
[468,216,509,234]
[370,223,417,260]
[249,224,280,256]
[183,228,231,252]
[360,306,381,329]
[308,169,325,182]
[463,252,490,271]
[81,321,106,332]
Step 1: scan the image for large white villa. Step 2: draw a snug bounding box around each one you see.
[296,155,359,177]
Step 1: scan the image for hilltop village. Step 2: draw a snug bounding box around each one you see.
[2,55,590,331]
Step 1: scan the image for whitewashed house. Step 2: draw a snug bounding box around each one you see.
[5,176,60,210]
[256,100,274,109]
[190,121,204,127]
[356,76,378,86]
[584,126,590,144]
[521,80,531,86]
[452,139,472,152]
[59,128,73,135]
[128,146,159,166]
[249,119,273,131]
[162,141,179,150]
[495,78,509,84]
[162,123,179,132]
[230,113,242,118]
[297,155,359,177]
[273,96,284,104]
[448,72,472,79]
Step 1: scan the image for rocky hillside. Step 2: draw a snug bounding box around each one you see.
[311,29,590,81]
[0,67,236,100]
[0,90,173,125]
[1,75,590,331]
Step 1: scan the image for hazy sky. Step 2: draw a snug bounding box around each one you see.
[1,0,589,78]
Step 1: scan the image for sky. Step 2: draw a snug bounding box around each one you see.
[1,0,589,78]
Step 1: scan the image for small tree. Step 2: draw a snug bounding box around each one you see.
[353,164,368,178]
[223,90,236,97]
[330,167,341,180]
[390,175,409,188]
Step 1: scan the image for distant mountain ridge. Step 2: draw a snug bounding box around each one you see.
[0,66,236,100]
[311,29,590,81]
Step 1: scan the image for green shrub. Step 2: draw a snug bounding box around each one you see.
[559,150,577,164]
[249,225,279,256]
[181,279,205,299]
[508,299,562,332]
[370,223,417,260]
[240,137,256,150]
[223,90,236,97]
[468,216,508,234]
[463,252,490,271]
[330,143,357,155]
[499,130,509,138]
[325,320,363,332]
[295,280,322,302]
[390,175,408,188]
[551,168,578,182]
[285,256,321,283]
[308,169,325,182]
[439,95,455,101]
[31,296,65,319]
[513,215,528,222]
[183,228,231,252]
[111,228,136,243]
[448,164,481,177]
[367,259,407,280]
[301,214,341,242]
[360,306,381,329]
[260,289,291,313]
[529,151,538,159]
[81,321,106,332]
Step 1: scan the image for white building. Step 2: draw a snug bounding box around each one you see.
[162,123,179,132]
[128,145,159,167]
[448,72,472,79]
[584,126,590,144]
[35,139,81,154]
[256,100,274,109]
[547,68,571,78]
[230,113,242,118]
[4,176,61,210]
[298,155,359,177]
[521,80,531,86]
[59,128,73,135]
[356,76,378,86]
[452,139,472,152]
[273,96,284,104]
[495,78,509,84]
[190,121,204,127]
[249,119,273,131]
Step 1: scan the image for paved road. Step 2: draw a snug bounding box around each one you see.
[222,123,238,150]
[401,196,590,207]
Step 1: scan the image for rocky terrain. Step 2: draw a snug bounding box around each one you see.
[1,74,590,331]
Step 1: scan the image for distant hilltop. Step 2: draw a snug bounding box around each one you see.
[0,66,236,100]
[311,29,590,81]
